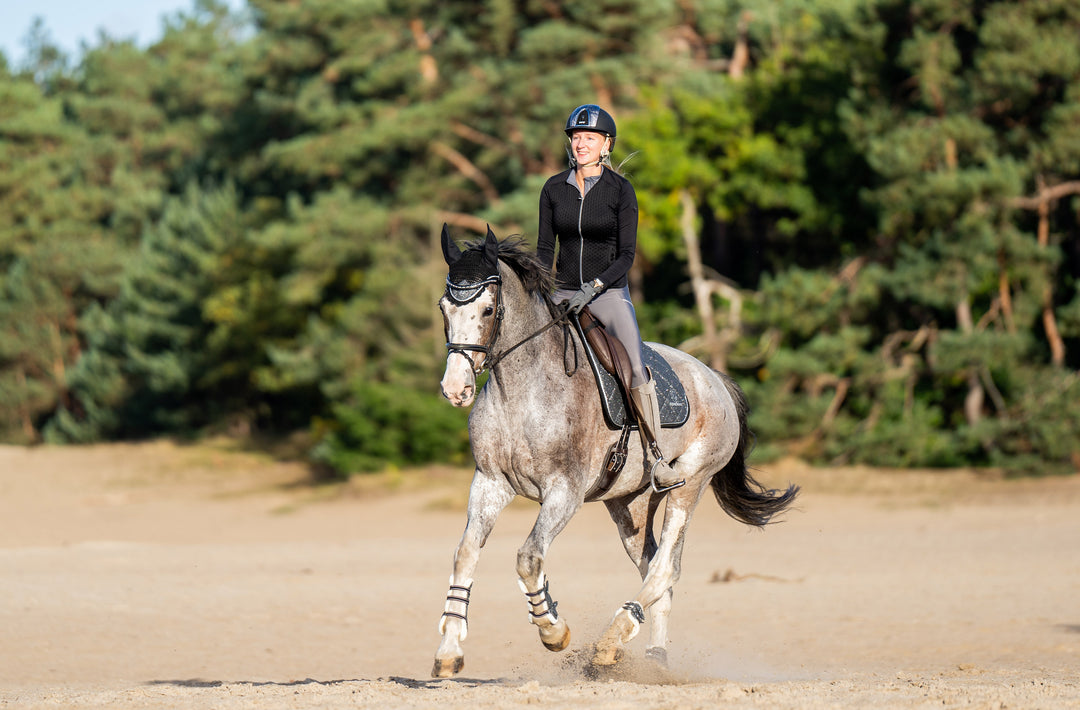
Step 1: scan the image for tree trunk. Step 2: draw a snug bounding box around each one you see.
[1007,177,1080,366]
[409,18,438,84]
[17,366,37,442]
[956,299,984,425]
[729,12,751,79]
[431,142,501,204]
[680,190,723,370]
[1036,181,1066,366]
[997,254,1016,333]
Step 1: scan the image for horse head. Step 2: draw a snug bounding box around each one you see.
[439,224,503,407]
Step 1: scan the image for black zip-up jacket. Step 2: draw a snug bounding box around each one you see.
[536,167,638,290]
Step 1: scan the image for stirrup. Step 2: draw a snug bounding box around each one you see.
[648,442,685,493]
[650,458,685,494]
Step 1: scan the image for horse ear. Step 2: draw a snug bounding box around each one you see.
[483,225,499,267]
[441,223,462,265]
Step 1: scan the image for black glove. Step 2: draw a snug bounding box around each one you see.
[565,281,600,314]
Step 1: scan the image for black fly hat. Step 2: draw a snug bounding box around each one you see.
[441,224,500,304]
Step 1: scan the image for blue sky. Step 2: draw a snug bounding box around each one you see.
[1,0,246,67]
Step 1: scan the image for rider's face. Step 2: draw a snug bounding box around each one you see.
[570,130,608,167]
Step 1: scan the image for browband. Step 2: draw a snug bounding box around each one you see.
[445,275,500,305]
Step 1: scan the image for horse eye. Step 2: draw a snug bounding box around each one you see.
[483,306,495,317]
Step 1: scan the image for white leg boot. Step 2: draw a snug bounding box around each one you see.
[629,377,685,492]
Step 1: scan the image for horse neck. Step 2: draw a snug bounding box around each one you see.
[492,273,566,382]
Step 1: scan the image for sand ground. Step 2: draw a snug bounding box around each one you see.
[0,441,1077,708]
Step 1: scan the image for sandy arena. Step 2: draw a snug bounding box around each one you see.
[1,441,1077,708]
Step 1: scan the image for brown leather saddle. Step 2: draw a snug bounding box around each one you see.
[572,308,689,499]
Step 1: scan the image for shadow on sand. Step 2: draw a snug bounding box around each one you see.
[147,676,508,690]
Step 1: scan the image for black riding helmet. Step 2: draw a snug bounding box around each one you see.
[565,104,617,150]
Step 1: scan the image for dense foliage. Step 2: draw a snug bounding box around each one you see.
[2,0,1078,476]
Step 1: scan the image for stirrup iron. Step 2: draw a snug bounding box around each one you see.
[648,442,685,494]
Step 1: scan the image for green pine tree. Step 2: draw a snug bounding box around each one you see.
[47,183,254,440]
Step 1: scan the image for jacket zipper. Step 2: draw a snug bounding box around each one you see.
[576,188,586,286]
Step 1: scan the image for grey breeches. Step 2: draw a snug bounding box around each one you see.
[555,286,648,387]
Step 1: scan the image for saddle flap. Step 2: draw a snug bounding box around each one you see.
[577,307,634,397]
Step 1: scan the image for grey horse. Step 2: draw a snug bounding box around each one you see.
[433,225,798,678]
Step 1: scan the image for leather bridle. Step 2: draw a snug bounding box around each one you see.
[442,273,576,378]
[443,275,505,377]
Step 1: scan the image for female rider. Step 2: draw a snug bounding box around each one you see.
[536,104,680,489]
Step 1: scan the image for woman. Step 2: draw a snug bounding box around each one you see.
[536,104,680,489]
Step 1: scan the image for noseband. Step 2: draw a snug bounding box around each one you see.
[444,275,505,377]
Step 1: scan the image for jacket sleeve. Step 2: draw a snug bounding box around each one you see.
[596,178,638,288]
[536,180,556,274]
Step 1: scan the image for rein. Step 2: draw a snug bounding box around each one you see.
[485,299,575,375]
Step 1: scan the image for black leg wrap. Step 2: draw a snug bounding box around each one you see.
[622,600,646,624]
[440,582,473,630]
[522,577,559,621]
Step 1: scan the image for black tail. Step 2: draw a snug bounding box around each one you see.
[711,371,799,527]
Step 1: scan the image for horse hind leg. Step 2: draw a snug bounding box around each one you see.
[602,490,672,665]
[594,488,695,666]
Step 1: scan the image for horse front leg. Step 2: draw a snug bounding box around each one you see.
[516,482,581,653]
[432,471,515,678]
[594,487,697,666]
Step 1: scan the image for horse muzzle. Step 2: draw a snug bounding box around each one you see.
[442,383,475,408]
[441,355,477,407]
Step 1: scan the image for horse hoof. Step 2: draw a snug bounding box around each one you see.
[540,619,571,652]
[645,646,668,666]
[431,656,464,678]
[591,643,624,666]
